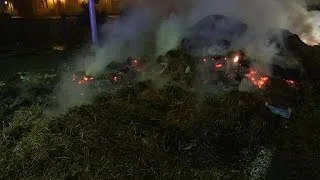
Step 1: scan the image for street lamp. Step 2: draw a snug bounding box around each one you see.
[4,1,7,5]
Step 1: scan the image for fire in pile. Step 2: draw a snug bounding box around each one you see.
[71,50,299,92]
[72,56,146,85]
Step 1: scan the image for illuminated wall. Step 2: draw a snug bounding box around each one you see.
[47,0,66,7]
[33,0,121,16]
[2,0,18,15]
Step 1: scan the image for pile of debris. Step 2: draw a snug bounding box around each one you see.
[68,47,303,97]
[72,57,147,87]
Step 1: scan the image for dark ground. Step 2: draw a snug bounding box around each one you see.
[0,18,90,48]
[0,18,92,80]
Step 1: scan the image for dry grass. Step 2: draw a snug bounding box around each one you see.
[0,81,296,179]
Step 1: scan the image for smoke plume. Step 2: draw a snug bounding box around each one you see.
[85,0,320,76]
[52,0,320,112]
[185,0,320,73]
[155,14,183,58]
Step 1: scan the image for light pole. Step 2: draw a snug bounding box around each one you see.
[88,0,98,45]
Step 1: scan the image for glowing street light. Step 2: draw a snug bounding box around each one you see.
[4,1,8,5]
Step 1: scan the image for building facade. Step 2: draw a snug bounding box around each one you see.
[32,0,121,16]
[1,0,19,16]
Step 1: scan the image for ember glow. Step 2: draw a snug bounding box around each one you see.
[72,74,94,85]
[233,55,240,63]
[215,63,223,68]
[285,79,297,88]
[245,69,269,88]
[202,58,208,63]
[111,75,121,84]
[129,57,145,71]
[129,57,139,65]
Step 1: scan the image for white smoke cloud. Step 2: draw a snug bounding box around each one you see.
[155,14,183,58]
[86,7,161,76]
[85,0,320,76]
[184,0,320,72]
[289,9,320,46]
[52,0,320,112]
[88,0,320,74]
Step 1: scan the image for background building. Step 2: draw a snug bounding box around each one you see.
[0,0,116,17]
[32,0,121,16]
[1,0,19,16]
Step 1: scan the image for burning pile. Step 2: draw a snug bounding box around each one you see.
[72,57,146,86]
[72,72,95,85]
[245,69,270,89]
[110,57,145,84]
[72,49,300,93]
[127,57,146,71]
[198,50,299,91]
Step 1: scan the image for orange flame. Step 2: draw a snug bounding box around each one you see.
[215,63,223,68]
[246,69,269,88]
[73,74,94,85]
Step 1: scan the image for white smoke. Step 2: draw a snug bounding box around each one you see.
[155,14,182,58]
[85,7,161,76]
[52,0,320,112]
[184,0,320,73]
[89,0,320,74]
[85,0,320,77]
[290,9,320,46]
